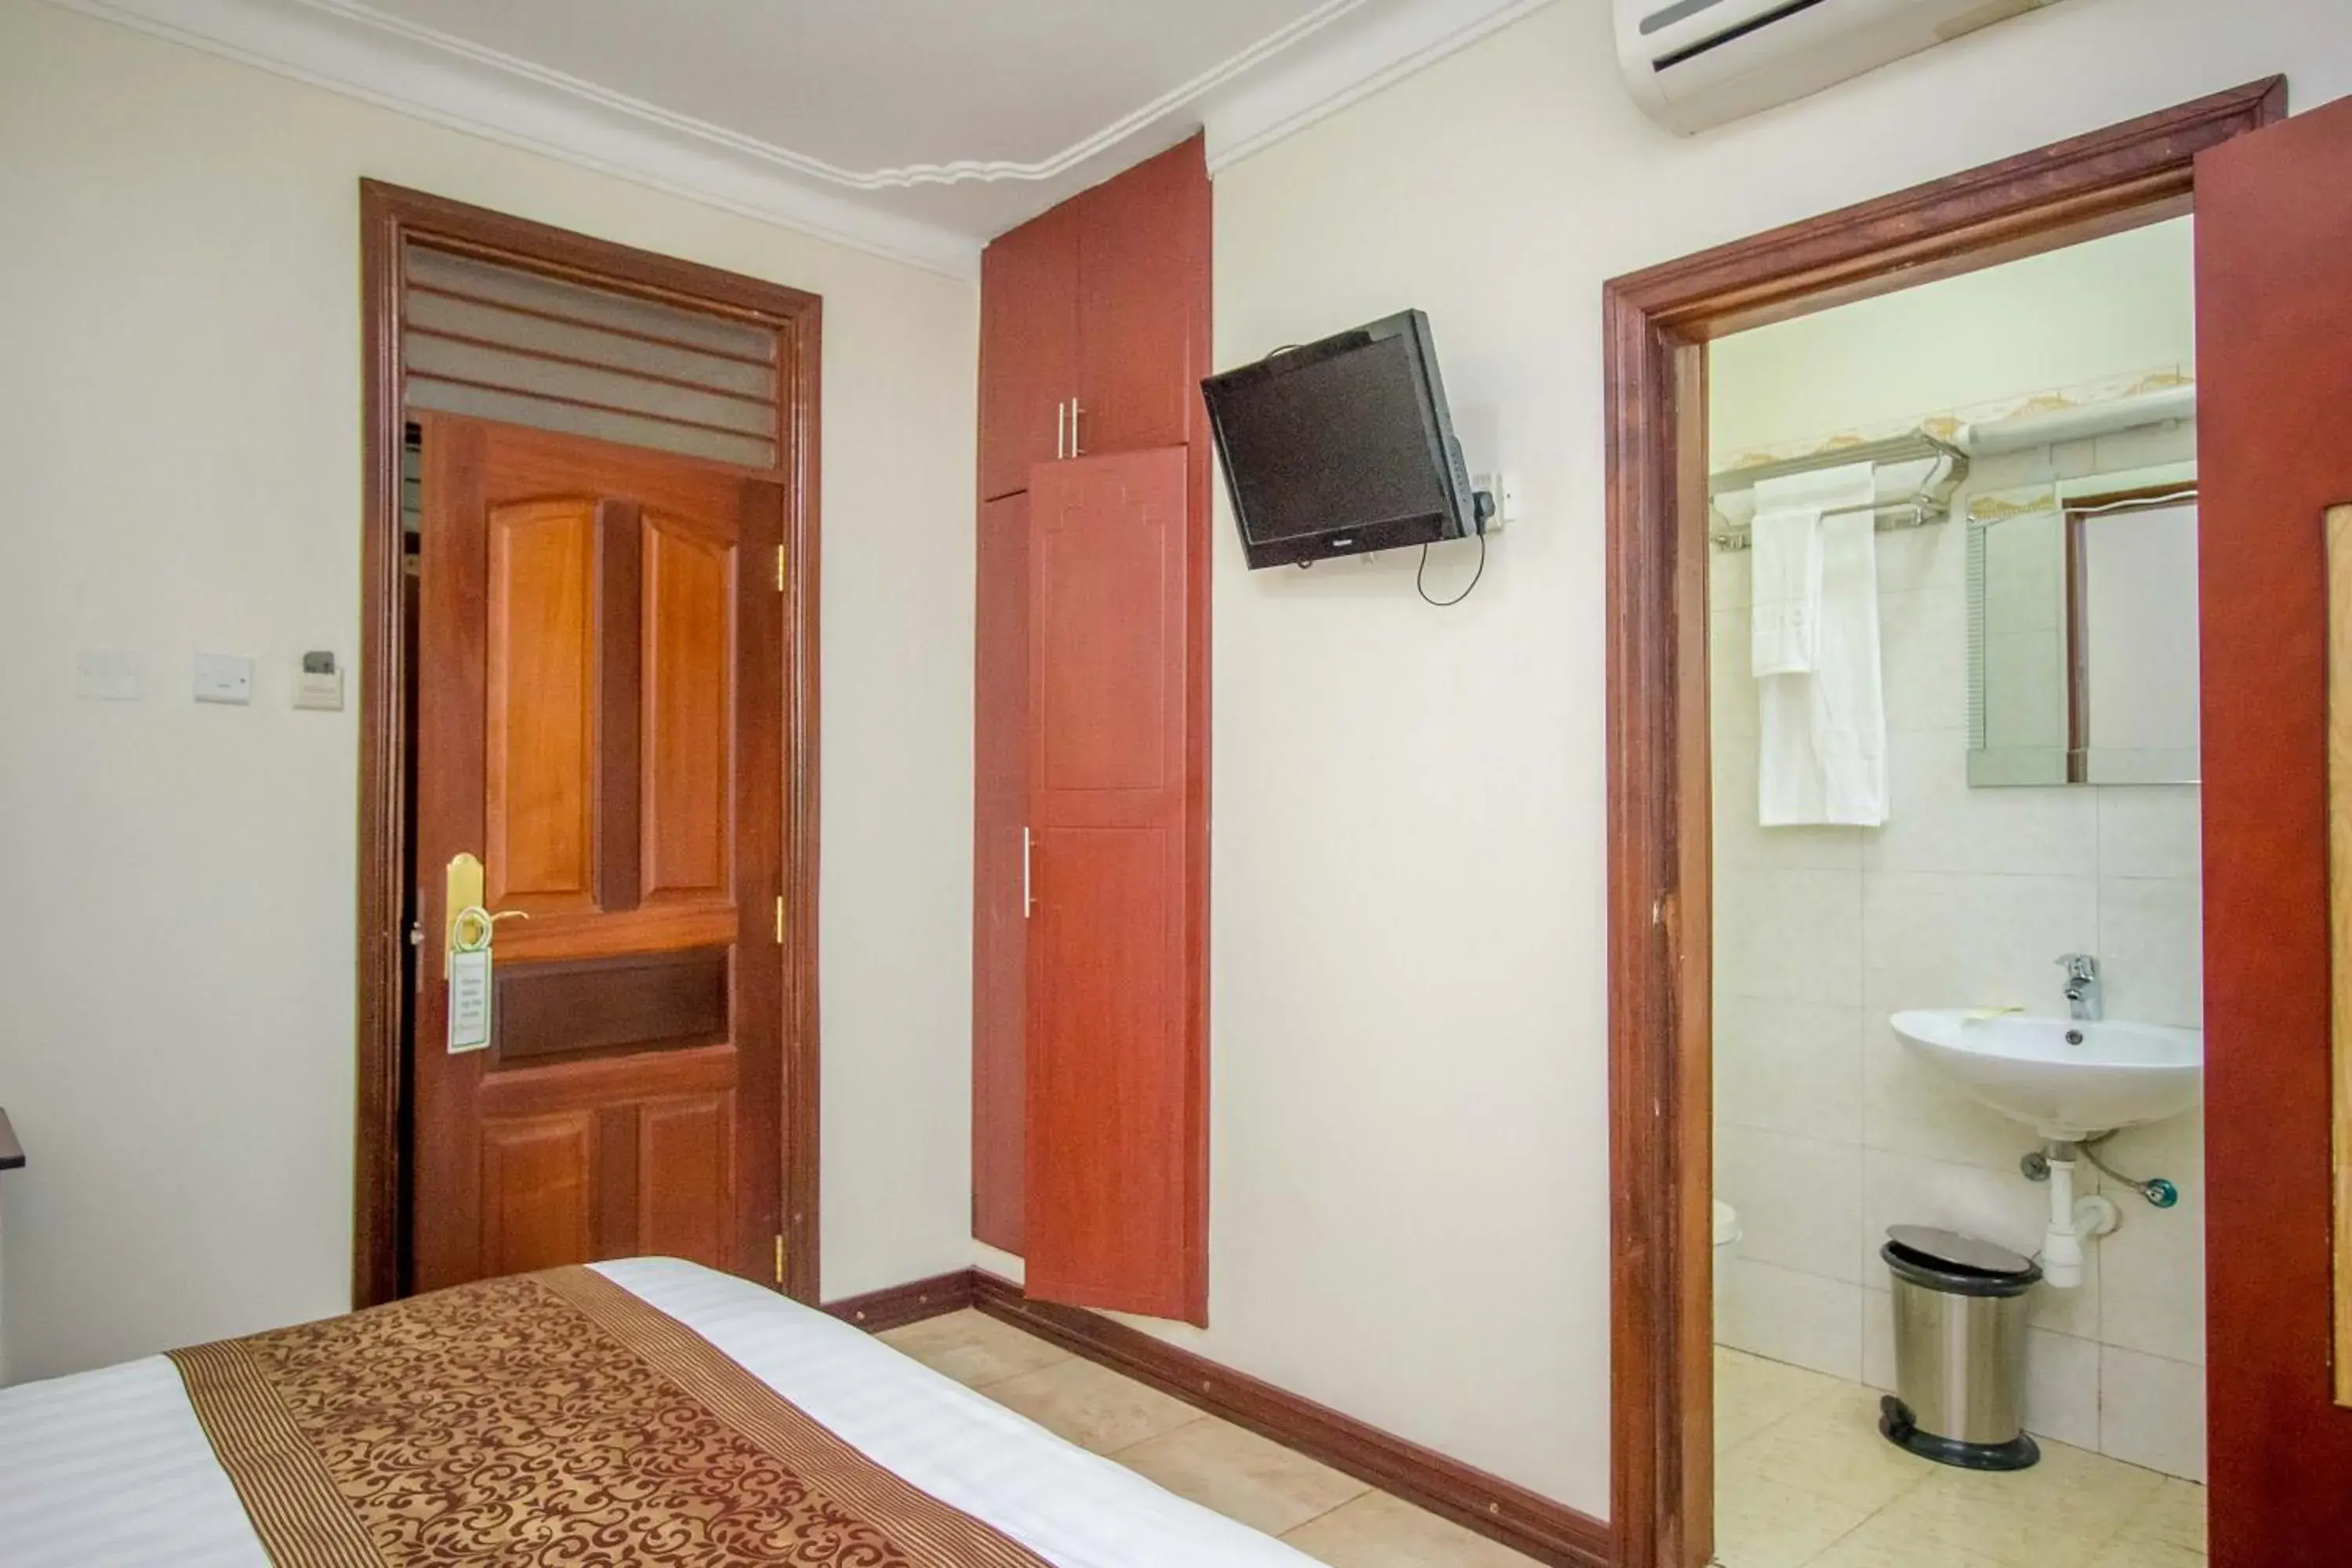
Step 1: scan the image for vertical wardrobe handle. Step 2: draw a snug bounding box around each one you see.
[1055,401,1068,461]
[1022,827,1035,918]
[1069,400,1083,457]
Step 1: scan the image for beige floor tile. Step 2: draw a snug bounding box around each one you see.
[1114,1415,1370,1536]
[878,1308,1072,1389]
[1719,1390,1940,1513]
[980,1355,1205,1455]
[1279,1491,1541,1567]
[1805,1512,2013,1568]
[1716,1347,1853,1452]
[1859,1437,2167,1567]
[2111,1478,2207,1555]
[1712,1466,1875,1568]
[2085,1539,2205,1568]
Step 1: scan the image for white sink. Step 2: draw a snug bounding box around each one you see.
[1889,1009,2202,1142]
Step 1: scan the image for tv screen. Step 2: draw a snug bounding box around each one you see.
[1202,310,1480,570]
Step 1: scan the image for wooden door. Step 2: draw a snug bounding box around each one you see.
[971,491,1030,1253]
[979,204,1080,502]
[412,415,784,1294]
[1023,448,1207,1324]
[1075,136,1208,459]
[2197,90,2352,1566]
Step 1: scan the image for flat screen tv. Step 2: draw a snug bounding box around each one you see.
[1201,310,1485,571]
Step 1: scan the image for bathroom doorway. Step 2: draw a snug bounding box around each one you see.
[1700,216,2205,1566]
[1594,78,2352,1568]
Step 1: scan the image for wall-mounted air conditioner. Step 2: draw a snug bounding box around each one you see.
[1616,0,2066,136]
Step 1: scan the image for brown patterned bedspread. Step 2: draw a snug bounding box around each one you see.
[166,1267,1054,1567]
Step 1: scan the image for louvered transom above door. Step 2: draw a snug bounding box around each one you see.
[412,415,785,1294]
[404,242,783,470]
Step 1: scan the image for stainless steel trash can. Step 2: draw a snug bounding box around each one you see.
[1878,1225,2042,1471]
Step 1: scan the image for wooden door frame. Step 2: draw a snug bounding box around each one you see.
[354,180,824,1309]
[1602,80,2284,1568]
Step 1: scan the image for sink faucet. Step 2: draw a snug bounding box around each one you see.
[2056,953,2102,1022]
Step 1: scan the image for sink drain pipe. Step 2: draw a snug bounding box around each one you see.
[2024,1142,2121,1289]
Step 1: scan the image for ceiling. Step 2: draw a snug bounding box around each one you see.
[62,0,1552,274]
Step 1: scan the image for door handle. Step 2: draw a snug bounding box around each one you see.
[1069,399,1083,457]
[1055,400,1068,461]
[442,851,528,960]
[1022,827,1034,919]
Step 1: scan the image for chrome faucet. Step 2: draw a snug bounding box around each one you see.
[2056,953,2102,1022]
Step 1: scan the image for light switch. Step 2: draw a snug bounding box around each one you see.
[194,653,255,706]
[75,649,145,702]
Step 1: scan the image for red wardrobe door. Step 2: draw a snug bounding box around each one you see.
[978,205,1079,503]
[1023,448,1206,1324]
[972,491,1029,1253]
[2198,89,2352,1567]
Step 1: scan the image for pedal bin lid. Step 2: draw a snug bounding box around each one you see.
[1880,1225,2042,1298]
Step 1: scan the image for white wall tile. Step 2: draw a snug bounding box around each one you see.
[1862,871,2099,1018]
[2098,877,2203,1029]
[2089,421,2196,476]
[1712,607,1756,741]
[1861,1286,1896,1391]
[1719,1127,1865,1283]
[2024,1329,2102,1450]
[1718,866,1864,1005]
[2096,786,2201,880]
[2097,1111,2205,1366]
[2101,1346,2207,1482]
[1718,1000,1865,1142]
[1860,1147,2049,1282]
[1878,586,1969,733]
[1875,516,1969,593]
[1718,1258,1863,1381]
[1864,727,2099,877]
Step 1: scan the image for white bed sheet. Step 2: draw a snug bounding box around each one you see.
[0,1258,1317,1567]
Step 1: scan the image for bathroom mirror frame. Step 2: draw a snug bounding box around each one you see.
[1602,80,2284,1568]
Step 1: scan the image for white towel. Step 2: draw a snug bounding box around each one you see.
[1757,464,1886,826]
[1749,506,1822,676]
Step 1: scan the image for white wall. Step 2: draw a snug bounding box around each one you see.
[0,0,978,1381]
[1194,0,2343,1517]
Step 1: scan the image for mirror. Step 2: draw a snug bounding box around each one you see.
[1969,489,2201,786]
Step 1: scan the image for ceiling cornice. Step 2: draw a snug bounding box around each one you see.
[49,0,1551,278]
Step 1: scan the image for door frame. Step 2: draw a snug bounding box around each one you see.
[1601,81,2284,1568]
[354,181,824,1309]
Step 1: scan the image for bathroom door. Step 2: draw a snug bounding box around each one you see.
[2195,89,2352,1568]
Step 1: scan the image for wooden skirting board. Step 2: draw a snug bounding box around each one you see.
[822,1269,981,1334]
[826,1269,1610,1568]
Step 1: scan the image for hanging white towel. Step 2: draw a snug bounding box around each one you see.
[1749,506,1822,677]
[1757,463,1887,826]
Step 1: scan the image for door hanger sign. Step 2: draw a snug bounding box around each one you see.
[446,904,520,1054]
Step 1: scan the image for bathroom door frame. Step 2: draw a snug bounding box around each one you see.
[1600,79,2283,1568]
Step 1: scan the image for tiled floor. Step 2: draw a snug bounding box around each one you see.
[1715,1346,2209,1568]
[880,1309,1542,1566]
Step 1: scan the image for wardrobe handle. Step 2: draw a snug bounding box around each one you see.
[1069,400,1083,457]
[1055,401,1068,461]
[1022,827,1034,918]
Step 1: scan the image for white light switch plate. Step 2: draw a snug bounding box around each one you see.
[194,653,255,706]
[75,649,145,702]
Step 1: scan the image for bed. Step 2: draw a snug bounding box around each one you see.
[0,1257,1318,1566]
